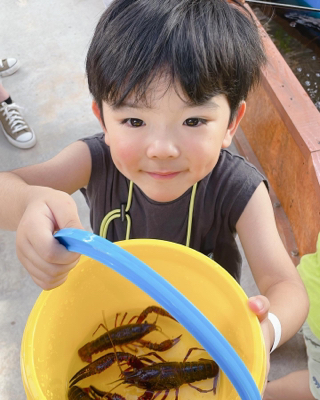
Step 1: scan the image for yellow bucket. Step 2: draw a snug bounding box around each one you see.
[21,239,266,399]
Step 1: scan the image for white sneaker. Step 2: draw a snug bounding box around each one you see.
[0,58,21,77]
[0,102,36,149]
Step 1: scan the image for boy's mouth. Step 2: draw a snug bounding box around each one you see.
[146,171,180,180]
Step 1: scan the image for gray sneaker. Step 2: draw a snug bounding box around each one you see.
[0,102,36,149]
[0,58,21,77]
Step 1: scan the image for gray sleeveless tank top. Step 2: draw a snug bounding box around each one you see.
[80,133,267,282]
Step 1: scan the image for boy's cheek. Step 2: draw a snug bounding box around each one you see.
[106,133,128,153]
[104,132,110,146]
[110,144,138,171]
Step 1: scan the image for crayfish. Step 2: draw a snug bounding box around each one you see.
[68,385,124,399]
[111,347,220,399]
[70,348,219,399]
[78,306,178,363]
[69,305,219,398]
[70,351,151,386]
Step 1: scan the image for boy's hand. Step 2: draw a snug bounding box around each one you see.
[248,295,271,393]
[16,188,84,290]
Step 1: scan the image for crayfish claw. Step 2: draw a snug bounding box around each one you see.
[138,390,154,400]
[69,352,141,388]
[136,306,177,324]
[69,365,92,387]
[69,352,118,387]
[68,385,93,399]
[89,385,126,400]
[138,334,182,352]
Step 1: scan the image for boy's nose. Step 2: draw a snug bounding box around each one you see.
[146,133,180,159]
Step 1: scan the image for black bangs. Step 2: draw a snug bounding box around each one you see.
[86,0,266,118]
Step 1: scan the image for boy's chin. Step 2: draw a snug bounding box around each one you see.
[141,187,187,203]
[150,194,180,202]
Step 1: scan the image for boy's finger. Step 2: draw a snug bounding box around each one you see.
[18,250,77,290]
[29,236,81,266]
[33,234,81,266]
[17,201,82,266]
[32,273,69,291]
[46,195,84,232]
[24,216,81,266]
[248,295,270,322]
[17,239,80,278]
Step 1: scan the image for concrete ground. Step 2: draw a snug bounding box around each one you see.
[0,1,307,399]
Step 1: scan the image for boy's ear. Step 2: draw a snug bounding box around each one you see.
[222,101,246,148]
[92,101,102,122]
[92,101,107,134]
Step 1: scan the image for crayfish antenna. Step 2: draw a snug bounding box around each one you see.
[106,380,125,392]
[102,310,124,376]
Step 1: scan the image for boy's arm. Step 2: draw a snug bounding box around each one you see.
[0,141,92,289]
[0,140,91,230]
[236,182,309,348]
[11,140,91,194]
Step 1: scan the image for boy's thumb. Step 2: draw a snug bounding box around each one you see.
[62,217,84,231]
[49,194,84,233]
[248,295,270,322]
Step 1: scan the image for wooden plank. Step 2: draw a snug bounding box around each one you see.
[234,127,300,265]
[239,5,320,256]
[259,28,320,157]
[234,127,300,266]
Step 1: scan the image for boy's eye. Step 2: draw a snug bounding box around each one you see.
[184,118,206,127]
[123,118,145,127]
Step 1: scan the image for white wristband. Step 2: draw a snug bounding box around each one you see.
[268,312,282,353]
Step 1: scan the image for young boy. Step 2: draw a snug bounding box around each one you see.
[0,0,308,383]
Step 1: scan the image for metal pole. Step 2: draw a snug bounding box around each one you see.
[245,0,320,12]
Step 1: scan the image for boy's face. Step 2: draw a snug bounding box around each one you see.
[93,80,245,202]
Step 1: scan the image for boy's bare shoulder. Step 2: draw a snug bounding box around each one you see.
[11,140,92,195]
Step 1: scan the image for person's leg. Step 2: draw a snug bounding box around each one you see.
[0,82,36,149]
[0,82,10,102]
[264,370,315,400]
[303,322,320,400]
[264,321,320,400]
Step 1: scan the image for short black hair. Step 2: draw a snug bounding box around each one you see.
[86,0,266,122]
